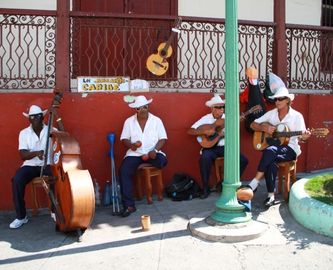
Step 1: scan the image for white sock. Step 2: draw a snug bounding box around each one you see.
[249,178,260,190]
[268,192,275,199]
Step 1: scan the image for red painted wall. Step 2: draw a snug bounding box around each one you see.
[0,92,332,211]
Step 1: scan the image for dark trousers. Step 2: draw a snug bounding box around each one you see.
[257,145,297,193]
[119,154,168,208]
[199,146,248,187]
[12,165,52,219]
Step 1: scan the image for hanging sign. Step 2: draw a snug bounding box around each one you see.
[77,76,130,92]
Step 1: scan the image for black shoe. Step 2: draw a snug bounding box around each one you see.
[120,206,137,217]
[200,189,210,199]
[264,197,275,208]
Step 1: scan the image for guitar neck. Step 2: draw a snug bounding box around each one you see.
[274,131,302,138]
[162,31,177,53]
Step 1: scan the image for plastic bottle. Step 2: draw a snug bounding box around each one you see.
[94,179,101,206]
[103,180,112,206]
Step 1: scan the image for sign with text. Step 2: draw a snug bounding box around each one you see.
[77,77,130,92]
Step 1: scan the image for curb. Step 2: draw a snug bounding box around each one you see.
[289,178,333,238]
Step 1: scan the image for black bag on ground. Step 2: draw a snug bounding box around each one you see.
[165,173,202,201]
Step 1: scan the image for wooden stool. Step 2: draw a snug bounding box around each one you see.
[30,177,44,216]
[213,157,224,190]
[277,160,297,201]
[135,165,164,204]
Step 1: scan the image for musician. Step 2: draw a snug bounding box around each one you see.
[10,105,53,229]
[248,86,311,208]
[119,95,168,217]
[187,95,249,199]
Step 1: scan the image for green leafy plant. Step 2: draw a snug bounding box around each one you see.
[304,174,333,205]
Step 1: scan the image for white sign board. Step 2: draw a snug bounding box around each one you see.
[77,77,130,92]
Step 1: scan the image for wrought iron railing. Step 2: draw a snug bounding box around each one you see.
[286,24,333,90]
[0,9,56,90]
[0,9,332,91]
[70,13,274,91]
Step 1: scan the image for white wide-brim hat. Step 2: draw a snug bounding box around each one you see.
[270,87,294,101]
[23,105,47,118]
[205,94,225,107]
[128,95,153,108]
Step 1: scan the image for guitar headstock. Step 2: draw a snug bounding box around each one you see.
[249,105,262,114]
[174,17,182,29]
[241,105,263,120]
[310,128,330,137]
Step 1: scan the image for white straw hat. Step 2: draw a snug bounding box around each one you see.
[128,95,153,108]
[270,87,294,101]
[22,105,47,118]
[205,94,225,107]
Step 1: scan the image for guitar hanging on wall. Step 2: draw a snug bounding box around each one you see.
[146,18,182,76]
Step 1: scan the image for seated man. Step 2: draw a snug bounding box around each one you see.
[247,84,311,208]
[10,105,53,229]
[187,95,248,199]
[119,95,168,217]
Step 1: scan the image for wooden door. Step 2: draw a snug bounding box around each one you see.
[72,0,178,79]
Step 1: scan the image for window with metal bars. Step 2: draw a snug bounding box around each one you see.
[320,0,333,73]
[322,0,333,26]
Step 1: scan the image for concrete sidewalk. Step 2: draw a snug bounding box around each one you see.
[1,182,333,270]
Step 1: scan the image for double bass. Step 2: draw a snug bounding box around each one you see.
[42,92,95,237]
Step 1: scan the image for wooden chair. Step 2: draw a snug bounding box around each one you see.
[30,177,44,216]
[135,165,164,204]
[277,160,297,201]
[213,157,224,191]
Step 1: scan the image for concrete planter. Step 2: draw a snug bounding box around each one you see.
[289,178,333,238]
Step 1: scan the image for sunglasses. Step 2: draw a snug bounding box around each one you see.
[274,97,288,102]
[213,106,225,109]
[29,114,43,120]
[136,105,148,111]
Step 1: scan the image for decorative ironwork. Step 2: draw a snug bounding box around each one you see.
[2,9,332,92]
[286,25,333,90]
[0,13,56,89]
[70,16,274,91]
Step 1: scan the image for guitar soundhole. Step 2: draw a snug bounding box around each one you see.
[208,133,218,141]
[160,50,167,57]
[266,137,281,147]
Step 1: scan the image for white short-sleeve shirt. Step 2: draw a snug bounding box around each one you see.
[19,124,52,166]
[191,113,225,146]
[254,107,306,156]
[120,113,168,157]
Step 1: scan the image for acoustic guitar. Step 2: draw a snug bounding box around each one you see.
[196,105,262,148]
[146,18,181,76]
[253,123,329,151]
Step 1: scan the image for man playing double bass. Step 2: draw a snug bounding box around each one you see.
[10,105,53,229]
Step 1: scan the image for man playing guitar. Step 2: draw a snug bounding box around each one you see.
[246,74,311,208]
[187,94,248,199]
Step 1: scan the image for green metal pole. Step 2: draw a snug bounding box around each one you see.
[211,0,251,223]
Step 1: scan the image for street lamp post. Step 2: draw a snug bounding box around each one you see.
[210,0,251,223]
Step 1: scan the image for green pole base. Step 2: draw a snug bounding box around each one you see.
[211,207,251,224]
[211,182,252,223]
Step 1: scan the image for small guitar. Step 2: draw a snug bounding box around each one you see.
[197,105,262,148]
[253,123,329,151]
[146,18,181,76]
